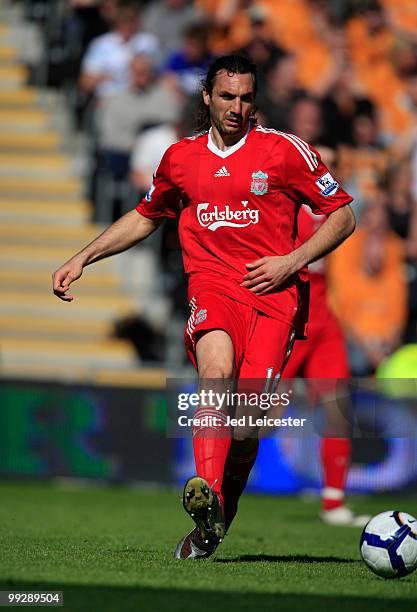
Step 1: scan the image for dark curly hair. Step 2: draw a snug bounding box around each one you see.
[195,55,258,133]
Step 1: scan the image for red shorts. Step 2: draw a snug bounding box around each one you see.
[184,290,295,380]
[282,306,349,401]
[283,308,349,379]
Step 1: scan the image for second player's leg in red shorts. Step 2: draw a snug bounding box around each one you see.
[221,313,295,530]
[301,313,352,512]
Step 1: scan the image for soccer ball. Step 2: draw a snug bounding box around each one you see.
[360,511,417,578]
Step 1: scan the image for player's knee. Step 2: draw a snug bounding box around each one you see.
[198,363,233,380]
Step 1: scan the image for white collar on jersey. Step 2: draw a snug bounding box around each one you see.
[207,122,251,158]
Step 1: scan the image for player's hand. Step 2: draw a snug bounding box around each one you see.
[240,255,296,295]
[52,259,84,302]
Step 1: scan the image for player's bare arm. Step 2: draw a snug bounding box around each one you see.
[242,204,355,295]
[52,211,160,302]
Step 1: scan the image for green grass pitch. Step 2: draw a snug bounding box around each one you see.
[0,482,416,611]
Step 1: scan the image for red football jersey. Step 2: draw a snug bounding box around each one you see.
[136,124,353,336]
[284,205,351,379]
[297,204,327,314]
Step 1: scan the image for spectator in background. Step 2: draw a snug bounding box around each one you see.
[307,0,341,34]
[386,161,417,341]
[328,198,406,376]
[95,53,180,221]
[236,4,284,86]
[391,38,417,81]
[163,22,215,97]
[288,97,326,147]
[70,0,119,53]
[320,66,375,147]
[142,0,201,64]
[302,10,351,98]
[396,65,417,153]
[403,66,417,115]
[337,108,388,218]
[387,161,417,256]
[79,1,160,100]
[98,53,180,169]
[256,53,305,132]
[62,1,121,127]
[346,0,416,150]
[197,0,252,55]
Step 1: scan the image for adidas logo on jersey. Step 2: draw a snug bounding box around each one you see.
[214,166,230,177]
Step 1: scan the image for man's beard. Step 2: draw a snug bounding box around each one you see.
[211,113,244,136]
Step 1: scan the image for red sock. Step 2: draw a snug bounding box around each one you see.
[192,406,231,507]
[320,437,351,511]
[221,438,259,530]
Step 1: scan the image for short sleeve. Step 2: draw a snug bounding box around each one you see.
[283,135,353,215]
[136,146,181,219]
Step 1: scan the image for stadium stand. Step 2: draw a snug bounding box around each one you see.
[0,2,168,383]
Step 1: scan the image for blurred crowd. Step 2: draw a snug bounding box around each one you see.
[19,0,417,373]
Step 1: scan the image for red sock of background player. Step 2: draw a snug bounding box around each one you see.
[221,438,259,530]
[321,437,351,511]
[192,406,231,508]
